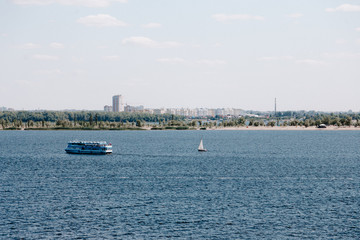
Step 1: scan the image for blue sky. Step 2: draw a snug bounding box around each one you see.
[1,0,360,111]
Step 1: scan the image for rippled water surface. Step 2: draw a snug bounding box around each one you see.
[1,130,360,239]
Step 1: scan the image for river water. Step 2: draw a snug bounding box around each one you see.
[1,130,359,239]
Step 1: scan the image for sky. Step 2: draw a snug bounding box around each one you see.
[0,0,360,111]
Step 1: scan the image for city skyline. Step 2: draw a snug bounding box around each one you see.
[1,0,360,111]
[1,93,359,113]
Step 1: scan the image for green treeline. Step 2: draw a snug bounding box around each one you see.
[1,110,360,130]
[0,111,183,122]
[219,112,360,128]
[0,111,185,130]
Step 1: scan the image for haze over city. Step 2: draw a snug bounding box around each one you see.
[1,0,359,111]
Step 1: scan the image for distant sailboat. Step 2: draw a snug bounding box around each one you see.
[198,138,207,152]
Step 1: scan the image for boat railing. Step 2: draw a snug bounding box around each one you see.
[68,141,111,147]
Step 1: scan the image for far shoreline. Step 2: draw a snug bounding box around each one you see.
[2,126,360,131]
[210,126,360,131]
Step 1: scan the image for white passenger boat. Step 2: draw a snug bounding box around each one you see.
[65,141,112,154]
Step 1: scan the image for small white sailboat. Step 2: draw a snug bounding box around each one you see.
[198,138,207,152]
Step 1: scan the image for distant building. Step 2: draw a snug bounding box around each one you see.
[153,108,165,115]
[224,108,234,116]
[197,108,208,117]
[124,105,144,113]
[144,109,153,114]
[124,105,130,112]
[112,95,124,112]
[166,108,176,115]
[1,107,14,111]
[135,105,144,112]
[215,108,224,116]
[233,109,244,116]
[104,105,112,112]
[207,109,216,117]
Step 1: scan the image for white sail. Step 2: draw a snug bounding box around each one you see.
[198,139,204,150]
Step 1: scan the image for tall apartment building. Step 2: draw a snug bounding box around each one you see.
[104,105,112,112]
[112,95,124,112]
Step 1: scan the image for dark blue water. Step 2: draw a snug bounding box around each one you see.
[1,130,360,239]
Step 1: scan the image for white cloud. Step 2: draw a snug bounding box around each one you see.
[356,27,360,32]
[156,58,226,65]
[33,54,59,60]
[142,22,162,29]
[258,56,294,61]
[196,59,227,65]
[123,37,157,47]
[258,56,278,61]
[326,4,360,12]
[323,52,360,59]
[77,14,127,27]
[12,0,52,5]
[212,14,264,22]
[102,55,120,61]
[296,59,325,65]
[50,42,64,49]
[12,0,127,7]
[122,36,182,48]
[19,43,41,49]
[259,56,324,65]
[286,13,303,18]
[157,58,185,63]
[36,69,63,75]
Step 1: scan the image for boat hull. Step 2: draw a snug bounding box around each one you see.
[65,149,112,155]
